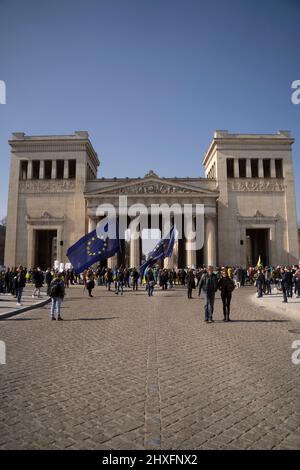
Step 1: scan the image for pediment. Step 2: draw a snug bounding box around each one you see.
[85,176,218,197]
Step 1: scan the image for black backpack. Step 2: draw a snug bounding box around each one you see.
[50,280,63,298]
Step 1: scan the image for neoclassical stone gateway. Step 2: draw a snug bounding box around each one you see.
[4,130,299,269]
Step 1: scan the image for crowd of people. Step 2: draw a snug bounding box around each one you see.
[0,263,299,322]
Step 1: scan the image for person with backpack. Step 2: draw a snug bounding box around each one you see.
[218,268,235,321]
[49,272,65,321]
[198,266,218,323]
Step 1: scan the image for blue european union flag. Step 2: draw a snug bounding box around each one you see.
[139,226,175,277]
[67,219,120,274]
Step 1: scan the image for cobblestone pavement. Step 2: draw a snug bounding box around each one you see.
[0,287,49,319]
[1,284,300,450]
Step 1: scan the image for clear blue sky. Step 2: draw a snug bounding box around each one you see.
[0,0,299,220]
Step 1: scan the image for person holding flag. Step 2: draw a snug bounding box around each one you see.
[139,226,175,283]
[66,217,121,275]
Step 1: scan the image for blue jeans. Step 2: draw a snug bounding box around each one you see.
[257,281,263,297]
[51,297,62,318]
[115,281,123,294]
[204,292,215,320]
[147,281,154,296]
[16,287,23,304]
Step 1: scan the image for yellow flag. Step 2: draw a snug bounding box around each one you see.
[257,256,261,268]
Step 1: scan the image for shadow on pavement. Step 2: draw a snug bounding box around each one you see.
[63,317,118,321]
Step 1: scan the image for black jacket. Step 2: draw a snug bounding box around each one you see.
[199,273,218,294]
[186,272,195,288]
[218,276,235,294]
[15,271,26,289]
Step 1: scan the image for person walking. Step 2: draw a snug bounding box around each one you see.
[32,267,43,298]
[15,266,26,306]
[198,266,218,323]
[186,269,195,299]
[49,272,65,320]
[218,268,235,321]
[85,269,95,297]
[146,268,155,297]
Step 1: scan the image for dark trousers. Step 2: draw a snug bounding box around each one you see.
[187,287,193,298]
[16,287,23,304]
[296,279,300,296]
[282,283,288,302]
[265,280,271,294]
[147,282,154,296]
[221,292,232,319]
[257,282,263,297]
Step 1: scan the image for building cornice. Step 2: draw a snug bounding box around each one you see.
[203,130,294,167]
[9,131,100,168]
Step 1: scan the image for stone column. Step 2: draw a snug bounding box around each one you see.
[51,160,57,179]
[57,226,63,264]
[172,238,179,269]
[27,160,33,180]
[39,160,45,179]
[88,217,97,233]
[164,253,173,269]
[258,159,264,178]
[234,159,239,178]
[246,159,251,178]
[270,159,276,178]
[185,216,196,268]
[130,235,140,268]
[107,254,118,269]
[107,215,119,269]
[204,216,216,267]
[27,226,35,268]
[130,237,140,268]
[129,216,140,268]
[164,219,177,269]
[64,160,69,179]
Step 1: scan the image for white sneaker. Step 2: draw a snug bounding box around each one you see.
[16,303,22,306]
[32,294,35,298]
